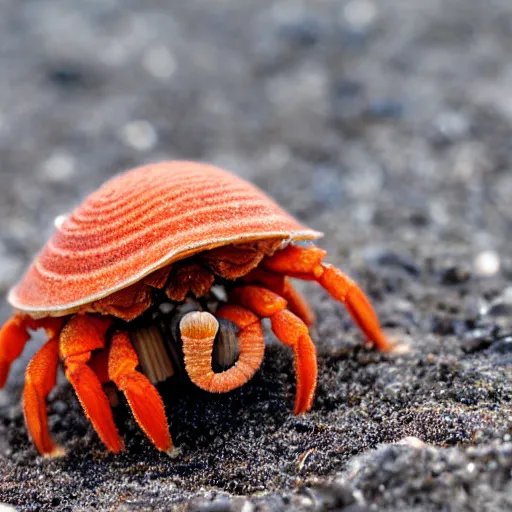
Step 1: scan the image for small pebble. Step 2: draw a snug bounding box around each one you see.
[40,150,76,183]
[343,0,378,30]
[120,120,158,151]
[397,436,426,448]
[143,45,177,79]
[474,251,500,277]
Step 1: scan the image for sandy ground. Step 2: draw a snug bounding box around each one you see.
[0,0,511,510]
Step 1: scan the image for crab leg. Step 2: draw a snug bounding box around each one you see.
[262,244,394,352]
[23,338,61,456]
[242,267,316,326]
[230,285,317,414]
[0,315,31,388]
[0,314,63,388]
[59,315,123,453]
[108,331,172,452]
[180,306,265,393]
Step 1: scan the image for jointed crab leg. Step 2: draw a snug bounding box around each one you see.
[263,244,394,352]
[0,314,63,388]
[230,285,317,414]
[23,337,61,456]
[180,306,265,393]
[0,315,31,388]
[271,309,317,414]
[108,332,172,452]
[242,268,316,326]
[59,315,123,453]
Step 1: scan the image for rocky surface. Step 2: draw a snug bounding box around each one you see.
[0,0,511,510]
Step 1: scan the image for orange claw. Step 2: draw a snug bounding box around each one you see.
[23,338,62,456]
[108,331,171,452]
[264,244,394,352]
[229,285,317,414]
[181,307,265,393]
[60,315,123,453]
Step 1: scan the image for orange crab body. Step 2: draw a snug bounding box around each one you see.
[0,161,394,456]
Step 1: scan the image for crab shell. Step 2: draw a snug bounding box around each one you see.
[9,161,322,317]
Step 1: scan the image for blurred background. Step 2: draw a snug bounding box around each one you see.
[0,1,511,510]
[1,0,511,279]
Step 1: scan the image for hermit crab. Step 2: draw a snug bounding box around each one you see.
[0,161,394,456]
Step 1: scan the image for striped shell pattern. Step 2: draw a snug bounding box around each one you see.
[10,161,321,315]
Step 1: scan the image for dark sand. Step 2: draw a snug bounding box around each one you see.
[0,1,511,510]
